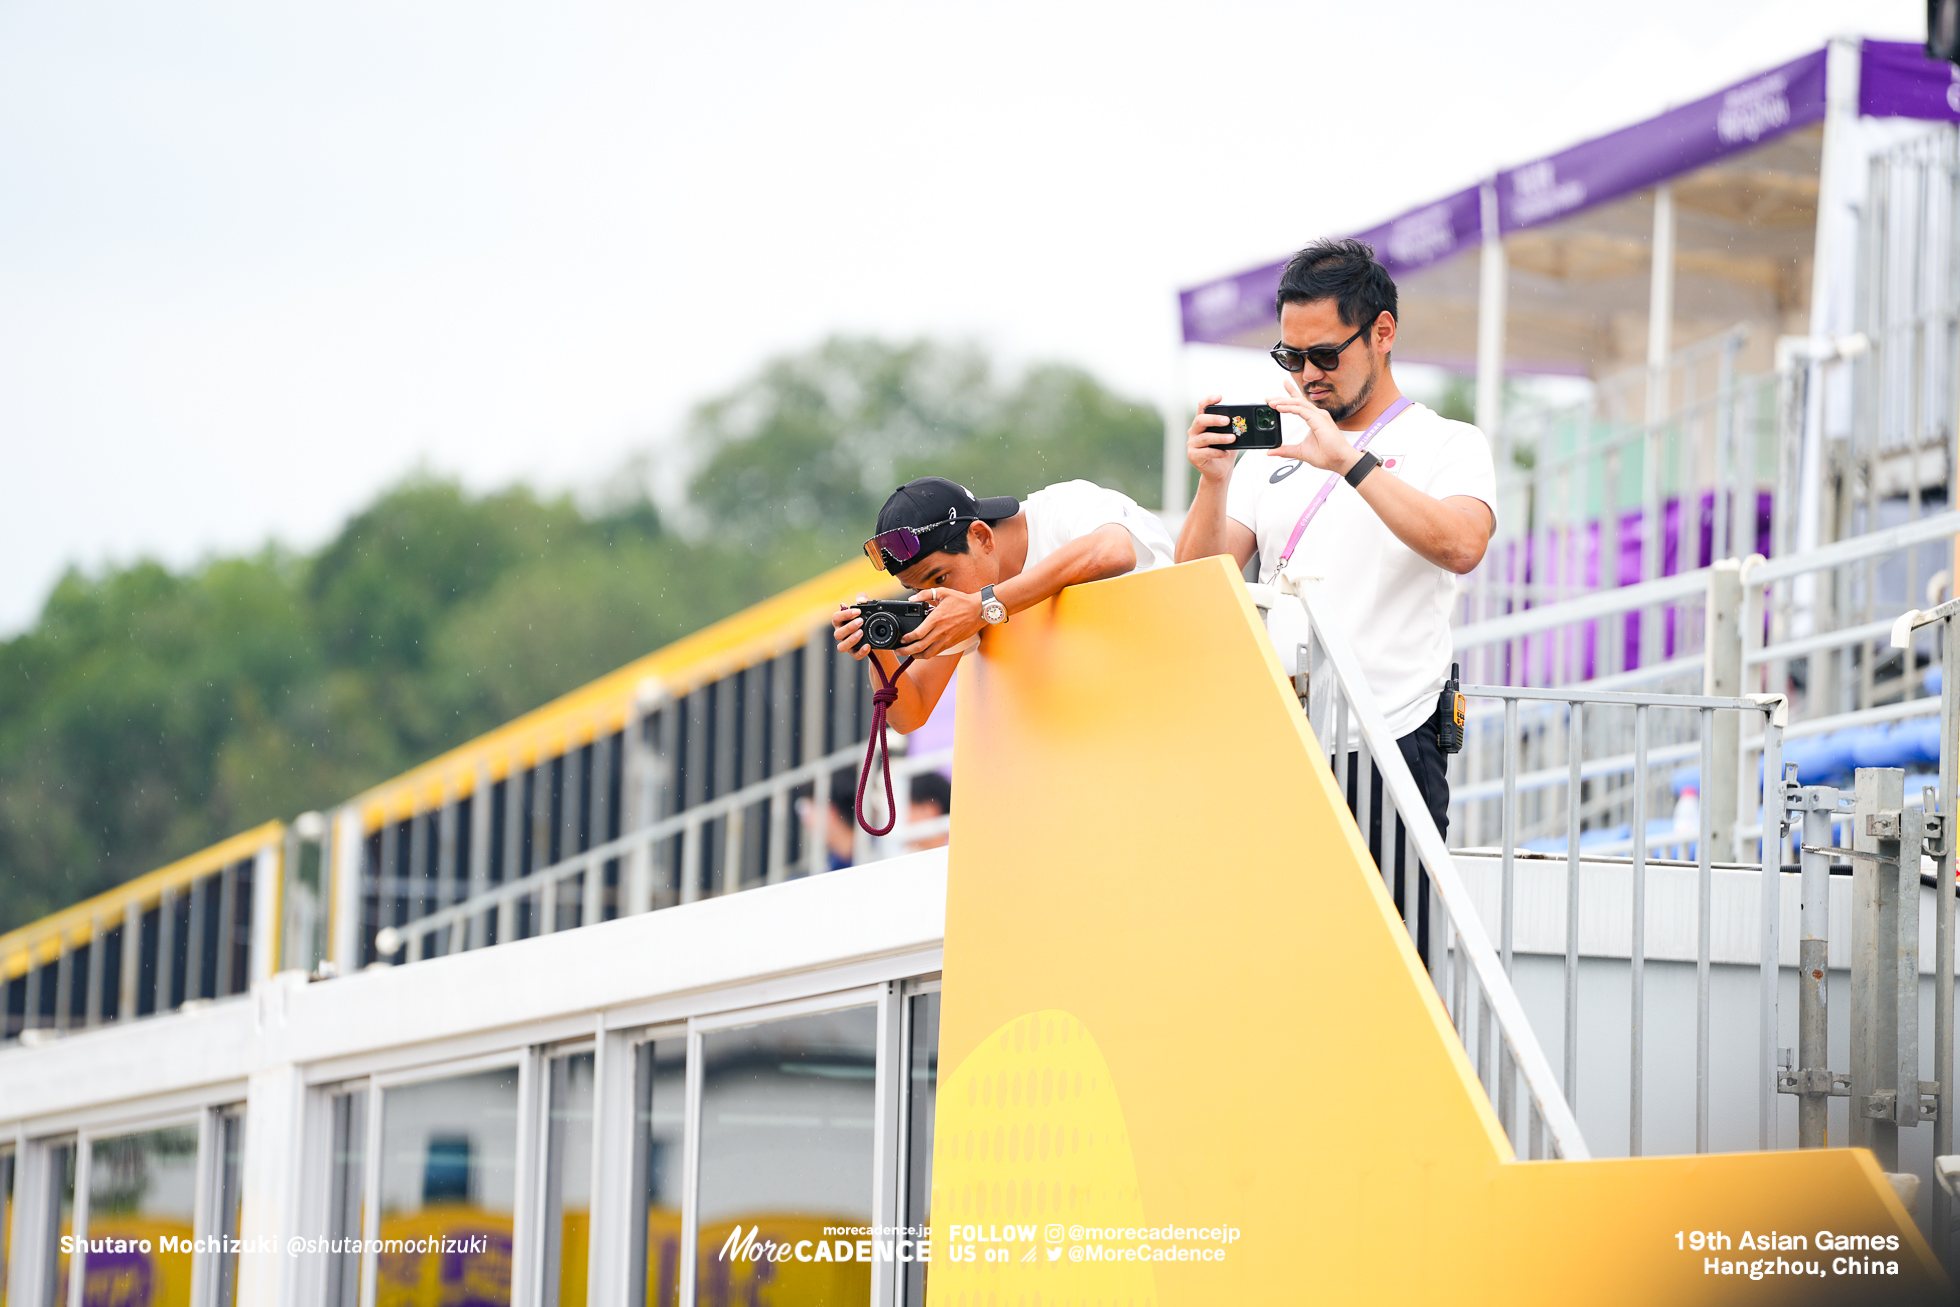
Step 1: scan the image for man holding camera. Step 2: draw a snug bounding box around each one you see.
[1175,237,1496,847]
[834,476,1176,732]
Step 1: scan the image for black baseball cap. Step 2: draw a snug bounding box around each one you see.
[868,478,1019,572]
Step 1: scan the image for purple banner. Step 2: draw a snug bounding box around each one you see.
[1179,185,1481,345]
[1861,40,1960,121]
[1178,258,1285,347]
[1178,46,1846,345]
[1496,48,1827,233]
[1354,184,1484,277]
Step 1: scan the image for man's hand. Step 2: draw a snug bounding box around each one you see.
[833,596,871,661]
[900,587,984,659]
[1268,376,1361,474]
[1185,393,1238,484]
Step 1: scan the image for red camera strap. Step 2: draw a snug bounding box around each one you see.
[855,653,916,837]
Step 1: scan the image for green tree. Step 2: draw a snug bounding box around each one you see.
[0,336,1163,932]
[683,336,1162,553]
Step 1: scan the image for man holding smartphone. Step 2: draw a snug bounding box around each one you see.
[1174,237,1496,849]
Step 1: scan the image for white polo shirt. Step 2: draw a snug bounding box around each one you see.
[1224,402,1496,737]
[1023,480,1177,576]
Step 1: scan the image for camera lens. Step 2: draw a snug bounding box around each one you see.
[864,613,898,647]
[1255,410,1276,429]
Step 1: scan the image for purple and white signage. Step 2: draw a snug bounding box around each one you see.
[1175,39,1960,348]
[1355,184,1483,277]
[1496,48,1828,233]
[1179,184,1481,346]
[1178,259,1286,348]
[1860,40,1960,122]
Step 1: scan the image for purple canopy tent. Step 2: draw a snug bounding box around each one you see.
[1170,38,1960,680]
[1178,41,1946,358]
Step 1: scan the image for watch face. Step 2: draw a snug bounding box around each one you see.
[982,600,1006,624]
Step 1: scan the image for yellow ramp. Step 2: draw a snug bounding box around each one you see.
[928,556,1947,1305]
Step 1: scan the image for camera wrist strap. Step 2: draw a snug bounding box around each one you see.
[1275,396,1413,569]
[855,653,916,836]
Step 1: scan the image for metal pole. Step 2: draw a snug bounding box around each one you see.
[1759,711,1785,1150]
[1631,704,1649,1156]
[1696,706,1715,1153]
[1707,563,1744,860]
[1714,336,1737,562]
[1850,767,1904,1171]
[52,943,71,1033]
[1565,702,1582,1107]
[1937,613,1957,1260]
[157,884,177,1013]
[1502,697,1519,977]
[185,873,206,1003]
[1643,184,1676,627]
[118,900,140,1022]
[1798,782,1834,1148]
[83,916,103,1029]
[1476,180,1509,441]
[1500,696,1519,1144]
[467,763,492,949]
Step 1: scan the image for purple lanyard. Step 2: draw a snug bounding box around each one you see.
[1276,396,1414,568]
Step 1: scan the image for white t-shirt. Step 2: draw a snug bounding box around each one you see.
[1225,402,1497,737]
[1022,480,1177,576]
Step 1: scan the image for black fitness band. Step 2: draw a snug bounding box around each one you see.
[1344,451,1380,488]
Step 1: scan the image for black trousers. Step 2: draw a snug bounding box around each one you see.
[1343,726,1450,964]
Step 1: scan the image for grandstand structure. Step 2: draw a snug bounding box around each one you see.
[5,31,1960,1307]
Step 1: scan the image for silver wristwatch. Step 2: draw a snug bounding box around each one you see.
[979,584,1008,625]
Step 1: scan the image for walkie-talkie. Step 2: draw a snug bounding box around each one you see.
[1435,662,1465,754]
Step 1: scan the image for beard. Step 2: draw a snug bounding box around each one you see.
[1323,368,1377,424]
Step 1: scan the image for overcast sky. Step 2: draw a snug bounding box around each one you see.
[0,0,1922,634]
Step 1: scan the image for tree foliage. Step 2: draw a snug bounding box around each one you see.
[0,337,1160,931]
[685,337,1161,553]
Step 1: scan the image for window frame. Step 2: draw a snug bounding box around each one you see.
[41,1107,236,1307]
[289,952,943,1307]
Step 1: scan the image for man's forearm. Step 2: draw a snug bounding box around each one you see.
[1349,466,1490,574]
[1176,475,1234,562]
[870,649,956,734]
[994,525,1135,614]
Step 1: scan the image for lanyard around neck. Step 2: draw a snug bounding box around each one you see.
[1276,396,1414,568]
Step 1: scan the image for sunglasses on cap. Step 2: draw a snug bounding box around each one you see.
[1269,322,1369,374]
[863,509,977,572]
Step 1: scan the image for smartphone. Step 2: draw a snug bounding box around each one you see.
[1202,403,1283,450]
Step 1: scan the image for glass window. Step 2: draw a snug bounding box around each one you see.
[0,1144,13,1307]
[902,991,940,1307]
[213,1108,245,1307]
[541,1051,594,1307]
[697,1007,877,1306]
[378,1067,518,1306]
[84,1124,198,1307]
[630,1038,685,1307]
[39,1142,73,1307]
[324,1090,366,1307]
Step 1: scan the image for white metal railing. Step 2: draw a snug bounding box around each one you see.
[1900,595,1960,1261]
[379,741,953,963]
[1452,682,1786,1159]
[1261,578,1590,1162]
[1448,511,1960,855]
[1470,328,1764,662]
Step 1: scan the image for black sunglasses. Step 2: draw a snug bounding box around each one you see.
[1269,322,1369,374]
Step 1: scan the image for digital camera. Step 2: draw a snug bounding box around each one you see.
[857,600,931,651]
